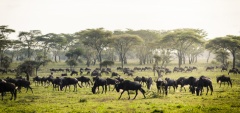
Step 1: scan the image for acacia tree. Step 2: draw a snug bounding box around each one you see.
[18,30,42,59]
[160,29,205,67]
[0,25,15,66]
[206,35,240,69]
[76,28,112,68]
[110,34,143,68]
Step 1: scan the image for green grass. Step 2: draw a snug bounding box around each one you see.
[1,62,240,113]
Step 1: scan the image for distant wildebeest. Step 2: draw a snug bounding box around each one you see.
[60,77,81,92]
[76,76,93,87]
[61,73,67,76]
[195,76,213,96]
[92,77,107,94]
[156,78,167,95]
[70,70,78,76]
[111,72,119,78]
[91,70,101,76]
[216,75,232,87]
[206,66,214,71]
[228,68,238,75]
[0,80,17,100]
[221,67,228,72]
[115,80,146,100]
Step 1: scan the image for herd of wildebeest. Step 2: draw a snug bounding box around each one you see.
[0,65,236,100]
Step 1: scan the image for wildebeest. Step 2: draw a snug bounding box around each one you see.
[221,67,228,72]
[91,70,101,76]
[216,75,232,87]
[16,79,33,93]
[206,66,214,71]
[115,80,146,100]
[195,76,213,96]
[51,77,62,91]
[111,72,119,78]
[60,77,81,92]
[106,78,118,91]
[92,77,107,94]
[33,76,42,86]
[165,78,177,94]
[146,77,153,90]
[70,70,78,76]
[228,68,238,75]
[76,76,93,87]
[5,78,33,93]
[176,77,188,92]
[156,78,167,95]
[0,80,17,100]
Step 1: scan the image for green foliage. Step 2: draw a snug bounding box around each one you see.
[1,55,12,69]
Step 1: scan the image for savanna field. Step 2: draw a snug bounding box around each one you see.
[1,61,240,113]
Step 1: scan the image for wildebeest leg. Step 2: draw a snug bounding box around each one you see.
[112,86,115,91]
[127,90,131,100]
[118,90,125,100]
[108,85,110,91]
[101,86,104,94]
[206,87,209,95]
[133,90,138,100]
[1,92,4,100]
[219,82,222,88]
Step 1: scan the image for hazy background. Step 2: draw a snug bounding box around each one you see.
[1,0,240,39]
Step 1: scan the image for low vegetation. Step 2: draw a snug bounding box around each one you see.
[0,62,240,113]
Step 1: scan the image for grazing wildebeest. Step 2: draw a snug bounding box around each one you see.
[60,77,81,92]
[195,76,213,96]
[111,72,119,77]
[206,66,214,71]
[221,67,228,72]
[228,68,238,75]
[216,75,232,87]
[146,77,153,90]
[61,73,67,76]
[156,78,167,95]
[91,70,101,76]
[164,78,177,95]
[0,80,17,100]
[92,77,107,94]
[76,76,93,87]
[106,78,118,91]
[176,77,188,92]
[70,70,78,76]
[115,80,146,100]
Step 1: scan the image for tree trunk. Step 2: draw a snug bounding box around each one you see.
[207,51,211,63]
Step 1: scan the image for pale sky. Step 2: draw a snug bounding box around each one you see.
[1,0,240,39]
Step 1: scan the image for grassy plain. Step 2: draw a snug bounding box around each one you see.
[0,61,240,113]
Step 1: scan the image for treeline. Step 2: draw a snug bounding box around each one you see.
[1,25,240,70]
